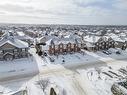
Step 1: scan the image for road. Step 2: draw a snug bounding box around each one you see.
[39,58,127,76]
[1,57,127,82]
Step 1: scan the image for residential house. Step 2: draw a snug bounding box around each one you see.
[0,32,29,61]
[48,37,82,55]
[108,33,127,50]
[83,35,115,51]
[37,34,84,55]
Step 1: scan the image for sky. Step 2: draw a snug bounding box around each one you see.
[0,0,127,25]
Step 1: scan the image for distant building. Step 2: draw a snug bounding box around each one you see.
[83,35,115,51]
[108,33,127,50]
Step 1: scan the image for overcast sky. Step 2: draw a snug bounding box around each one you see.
[0,0,127,25]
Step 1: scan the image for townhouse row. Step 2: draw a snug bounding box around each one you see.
[37,34,127,55]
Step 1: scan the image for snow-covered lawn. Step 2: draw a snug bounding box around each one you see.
[0,56,39,81]
[48,52,97,65]
[44,49,127,67]
[0,78,28,95]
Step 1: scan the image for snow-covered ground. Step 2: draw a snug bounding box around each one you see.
[0,55,39,82]
[0,48,127,95]
[0,77,29,95]
[28,48,127,69]
[3,59,127,95]
[43,48,127,66]
[77,59,127,95]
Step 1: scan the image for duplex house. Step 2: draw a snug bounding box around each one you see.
[0,32,29,61]
[83,35,115,51]
[108,33,127,50]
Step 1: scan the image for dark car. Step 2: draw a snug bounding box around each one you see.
[44,52,47,56]
[49,57,55,62]
[107,50,112,54]
[103,50,110,55]
[116,51,121,54]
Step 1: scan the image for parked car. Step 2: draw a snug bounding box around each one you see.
[43,52,47,56]
[116,51,121,54]
[107,50,112,54]
[49,57,55,62]
[102,50,110,55]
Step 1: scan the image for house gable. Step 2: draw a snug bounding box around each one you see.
[0,42,17,50]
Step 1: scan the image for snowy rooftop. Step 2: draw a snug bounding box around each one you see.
[83,35,101,43]
[0,38,29,48]
[108,33,126,42]
[17,31,25,36]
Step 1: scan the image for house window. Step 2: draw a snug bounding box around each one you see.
[22,48,26,52]
[51,45,55,48]
[68,43,71,47]
[63,44,66,49]
[55,45,58,49]
[78,44,81,47]
[25,48,28,51]
[112,42,114,44]
[14,49,18,52]
[60,44,63,48]
[71,44,74,48]
[0,50,3,54]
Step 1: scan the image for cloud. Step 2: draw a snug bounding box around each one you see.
[73,0,105,5]
[0,11,6,15]
[113,0,127,10]
[0,0,126,24]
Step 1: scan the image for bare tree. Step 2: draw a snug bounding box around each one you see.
[37,79,50,92]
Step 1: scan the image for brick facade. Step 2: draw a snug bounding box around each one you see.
[49,42,81,55]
